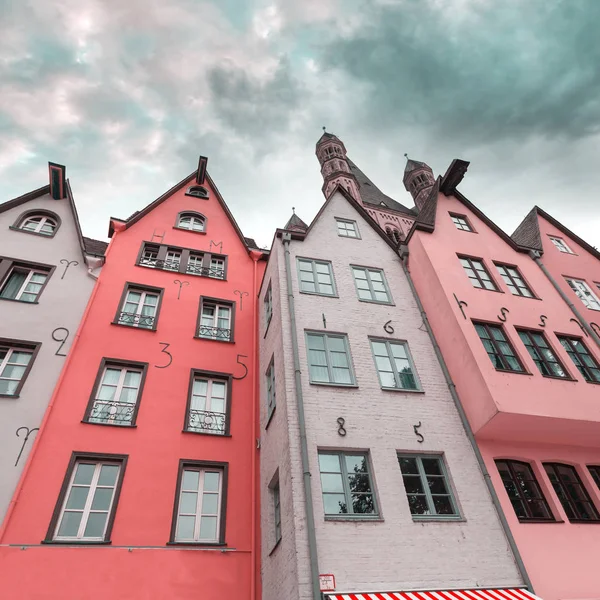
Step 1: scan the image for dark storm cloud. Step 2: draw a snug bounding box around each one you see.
[321,0,600,142]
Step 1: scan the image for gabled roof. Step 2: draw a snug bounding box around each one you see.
[284,212,309,232]
[108,169,265,257]
[0,178,107,261]
[347,158,416,216]
[512,206,600,260]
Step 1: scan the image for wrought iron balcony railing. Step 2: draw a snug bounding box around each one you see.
[88,400,135,426]
[117,311,155,329]
[139,257,180,271]
[186,263,225,279]
[187,408,226,434]
[198,325,231,341]
[139,256,224,279]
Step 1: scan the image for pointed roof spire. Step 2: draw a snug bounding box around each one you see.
[284,210,309,232]
[404,157,430,176]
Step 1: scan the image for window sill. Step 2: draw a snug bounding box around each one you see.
[299,291,339,299]
[358,299,395,306]
[517,518,562,524]
[412,516,464,523]
[265,407,276,430]
[0,297,39,305]
[9,226,56,239]
[309,382,358,389]
[81,420,138,429]
[42,540,112,545]
[173,226,207,235]
[324,515,383,522]
[268,538,282,556]
[471,287,504,294]
[511,294,542,301]
[380,387,424,394]
[493,369,534,376]
[193,336,235,344]
[111,322,157,332]
[337,235,361,240]
[166,541,227,547]
[182,429,231,438]
[0,393,20,399]
[540,374,577,382]
[567,519,600,524]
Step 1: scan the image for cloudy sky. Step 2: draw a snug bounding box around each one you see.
[2,0,599,248]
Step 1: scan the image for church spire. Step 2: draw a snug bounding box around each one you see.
[403,156,435,211]
[315,131,361,202]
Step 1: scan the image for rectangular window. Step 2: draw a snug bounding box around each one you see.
[336,218,360,238]
[449,213,473,232]
[398,455,459,518]
[266,357,276,419]
[272,479,281,544]
[297,258,336,296]
[0,339,40,397]
[318,452,377,517]
[171,461,227,544]
[588,466,600,490]
[0,266,49,303]
[84,360,147,427]
[474,322,524,372]
[47,453,127,542]
[458,256,498,291]
[517,329,568,379]
[543,463,600,522]
[495,460,554,522]
[370,339,418,390]
[351,266,392,303]
[138,243,227,280]
[558,336,600,383]
[494,263,534,298]
[306,332,355,385]
[549,236,573,253]
[565,278,600,310]
[115,284,163,330]
[185,371,230,435]
[264,283,273,328]
[197,297,234,342]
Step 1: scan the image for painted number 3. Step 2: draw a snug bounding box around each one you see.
[337,417,347,437]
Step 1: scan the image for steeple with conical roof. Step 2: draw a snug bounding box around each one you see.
[403,156,435,211]
[284,209,309,233]
[315,130,361,202]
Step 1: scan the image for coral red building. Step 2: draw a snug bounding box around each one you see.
[0,158,266,599]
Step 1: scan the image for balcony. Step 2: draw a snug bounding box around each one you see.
[117,311,155,329]
[187,408,226,435]
[139,256,224,279]
[88,400,135,426]
[197,325,231,341]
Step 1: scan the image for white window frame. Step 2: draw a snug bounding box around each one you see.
[164,249,182,271]
[297,258,336,296]
[199,302,232,341]
[397,454,460,520]
[449,214,472,232]
[178,214,205,232]
[266,358,276,418]
[89,365,143,426]
[566,278,600,310]
[20,214,58,235]
[369,338,420,390]
[549,236,574,254]
[187,375,228,435]
[118,288,159,328]
[175,466,224,543]
[186,253,205,275]
[351,266,393,304]
[209,257,225,279]
[336,218,360,238]
[305,332,355,386]
[0,346,33,396]
[54,460,121,541]
[0,267,48,302]
[141,245,159,267]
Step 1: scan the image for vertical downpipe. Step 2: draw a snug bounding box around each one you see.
[282,233,321,600]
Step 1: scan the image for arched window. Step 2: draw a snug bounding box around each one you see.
[177,212,206,232]
[15,211,60,237]
[393,229,401,244]
[186,186,209,199]
[385,227,393,238]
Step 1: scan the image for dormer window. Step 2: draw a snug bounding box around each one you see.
[14,211,60,237]
[176,212,206,233]
[186,186,209,199]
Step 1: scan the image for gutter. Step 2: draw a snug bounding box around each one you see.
[531,252,600,349]
[281,232,321,600]
[398,247,534,593]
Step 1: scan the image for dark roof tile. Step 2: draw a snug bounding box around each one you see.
[83,236,108,256]
[511,207,542,250]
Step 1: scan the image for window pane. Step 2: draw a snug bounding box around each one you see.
[398,457,418,474]
[176,515,196,539]
[204,472,220,492]
[403,476,424,494]
[57,511,83,537]
[73,463,95,485]
[323,494,347,514]
[91,488,114,511]
[65,486,89,510]
[182,470,200,491]
[180,491,198,514]
[407,495,429,515]
[199,516,218,540]
[98,464,119,486]
[433,496,454,515]
[320,473,344,493]
[319,454,341,472]
[201,493,219,515]
[422,458,442,475]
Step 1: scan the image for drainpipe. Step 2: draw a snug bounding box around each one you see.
[249,249,262,600]
[398,249,534,593]
[282,233,321,600]
[531,252,600,349]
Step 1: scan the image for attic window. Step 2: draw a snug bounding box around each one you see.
[186,186,209,199]
[14,211,60,237]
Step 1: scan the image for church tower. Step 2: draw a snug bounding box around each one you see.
[315,131,361,201]
[403,158,435,211]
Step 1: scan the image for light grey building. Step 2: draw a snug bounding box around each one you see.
[0,163,106,521]
[258,179,529,599]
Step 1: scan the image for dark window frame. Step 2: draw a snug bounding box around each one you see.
[588,465,600,490]
[183,368,232,436]
[516,328,571,380]
[264,282,273,331]
[493,262,536,298]
[458,255,500,291]
[112,282,164,331]
[174,211,207,235]
[495,459,554,522]
[0,256,55,304]
[266,356,276,423]
[269,471,281,549]
[136,242,228,281]
[473,321,525,373]
[11,209,62,238]
[558,335,600,384]
[0,337,42,398]
[185,185,209,199]
[195,296,236,343]
[82,358,149,428]
[168,459,229,546]
[449,212,475,233]
[543,462,600,523]
[44,451,128,544]
[335,218,361,239]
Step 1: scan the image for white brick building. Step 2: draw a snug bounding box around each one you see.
[259,187,525,600]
